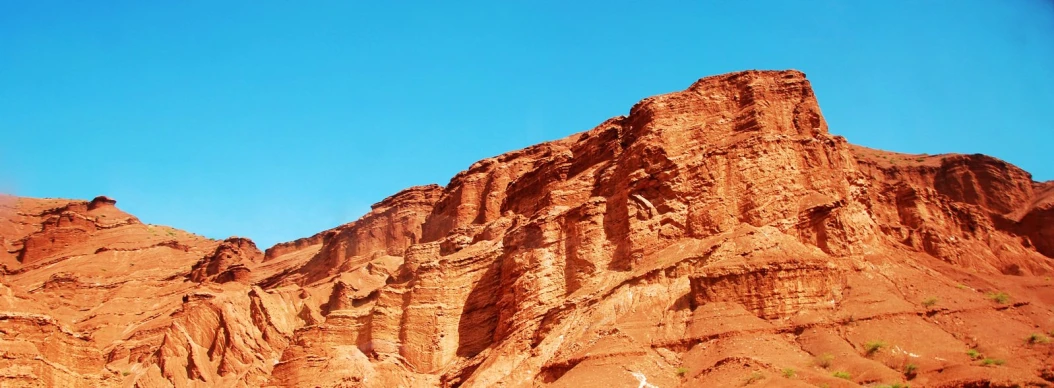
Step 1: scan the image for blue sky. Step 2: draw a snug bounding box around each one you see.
[2,1,1052,248]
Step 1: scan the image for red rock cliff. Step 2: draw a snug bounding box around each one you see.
[2,70,1053,388]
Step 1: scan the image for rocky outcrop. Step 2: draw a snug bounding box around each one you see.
[851,146,1054,276]
[1019,182,1054,258]
[0,312,112,388]
[189,237,263,283]
[10,199,141,266]
[88,196,117,210]
[143,287,306,387]
[283,185,444,286]
[2,70,1053,387]
[688,229,848,320]
[263,231,330,262]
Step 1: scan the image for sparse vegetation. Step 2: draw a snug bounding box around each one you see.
[956,283,969,290]
[921,297,938,308]
[985,291,1010,304]
[675,367,688,377]
[981,358,1005,366]
[815,353,835,368]
[744,371,765,385]
[832,371,851,380]
[966,349,983,360]
[875,384,909,388]
[864,340,887,356]
[122,371,130,376]
[781,368,795,378]
[904,362,918,377]
[1027,333,1050,345]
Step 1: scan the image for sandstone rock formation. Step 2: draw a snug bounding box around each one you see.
[188,237,263,284]
[2,70,1053,387]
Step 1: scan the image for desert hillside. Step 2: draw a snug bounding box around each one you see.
[2,70,1053,387]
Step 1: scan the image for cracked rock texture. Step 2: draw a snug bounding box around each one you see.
[2,70,1053,387]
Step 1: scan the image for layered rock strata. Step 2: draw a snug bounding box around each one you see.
[1,70,1053,387]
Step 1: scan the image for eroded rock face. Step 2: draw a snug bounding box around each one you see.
[189,237,263,283]
[688,229,848,320]
[1019,182,1054,258]
[281,184,444,286]
[1,70,1053,387]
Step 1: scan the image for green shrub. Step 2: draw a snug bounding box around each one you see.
[864,340,887,356]
[985,291,1010,304]
[815,353,834,368]
[966,349,982,360]
[675,367,688,377]
[921,297,938,308]
[1027,333,1050,345]
[981,358,1005,366]
[781,368,795,378]
[832,371,851,380]
[904,362,918,376]
[744,371,764,384]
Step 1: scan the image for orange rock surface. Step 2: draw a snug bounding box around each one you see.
[2,70,1053,387]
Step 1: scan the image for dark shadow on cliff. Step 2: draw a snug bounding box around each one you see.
[456,258,501,358]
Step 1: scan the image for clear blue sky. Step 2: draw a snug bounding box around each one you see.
[2,1,1052,248]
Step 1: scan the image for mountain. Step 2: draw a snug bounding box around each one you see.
[2,70,1053,387]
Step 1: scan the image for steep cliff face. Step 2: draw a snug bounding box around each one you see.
[2,70,1053,388]
[1020,182,1054,258]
